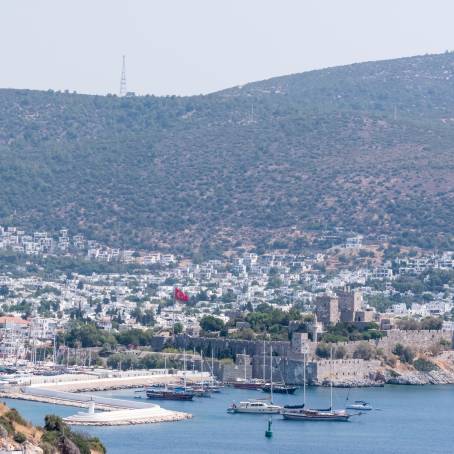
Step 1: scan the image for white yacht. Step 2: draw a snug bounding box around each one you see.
[346,400,372,411]
[227,399,282,414]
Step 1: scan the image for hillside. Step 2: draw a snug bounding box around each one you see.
[1,52,454,255]
[0,403,105,453]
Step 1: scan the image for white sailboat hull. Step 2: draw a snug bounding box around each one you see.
[229,407,281,414]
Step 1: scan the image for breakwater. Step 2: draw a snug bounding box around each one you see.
[0,371,209,425]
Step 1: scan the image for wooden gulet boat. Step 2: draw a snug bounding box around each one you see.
[281,348,352,422]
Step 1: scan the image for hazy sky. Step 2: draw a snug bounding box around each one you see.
[1,0,454,96]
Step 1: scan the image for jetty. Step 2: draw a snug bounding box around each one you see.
[0,370,209,426]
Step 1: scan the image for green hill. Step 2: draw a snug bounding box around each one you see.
[1,52,454,255]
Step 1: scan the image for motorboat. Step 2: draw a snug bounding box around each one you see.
[346,400,372,411]
[227,399,282,414]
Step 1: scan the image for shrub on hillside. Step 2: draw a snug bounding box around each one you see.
[392,343,415,363]
[413,358,438,372]
[353,343,374,360]
[13,432,26,444]
[315,343,331,359]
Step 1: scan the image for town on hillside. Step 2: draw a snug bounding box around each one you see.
[0,224,454,387]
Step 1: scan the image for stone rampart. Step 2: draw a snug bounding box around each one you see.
[151,334,291,359]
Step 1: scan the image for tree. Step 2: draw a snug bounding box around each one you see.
[353,343,374,360]
[173,322,183,335]
[315,343,331,359]
[420,317,442,330]
[334,345,346,359]
[200,315,225,332]
[393,343,414,363]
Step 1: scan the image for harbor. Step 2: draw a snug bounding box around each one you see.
[2,385,454,454]
[0,369,209,426]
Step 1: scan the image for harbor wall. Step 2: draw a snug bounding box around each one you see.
[148,330,454,384]
[150,335,291,359]
[291,329,454,358]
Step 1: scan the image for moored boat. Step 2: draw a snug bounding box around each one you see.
[282,408,351,421]
[281,347,352,422]
[146,387,194,401]
[227,399,282,414]
[232,379,266,390]
[262,383,297,394]
[190,386,212,397]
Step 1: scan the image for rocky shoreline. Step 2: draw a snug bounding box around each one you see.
[384,369,454,385]
[318,368,454,387]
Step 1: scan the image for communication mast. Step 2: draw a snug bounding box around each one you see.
[119,55,127,97]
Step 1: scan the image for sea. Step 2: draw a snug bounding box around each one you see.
[2,385,454,454]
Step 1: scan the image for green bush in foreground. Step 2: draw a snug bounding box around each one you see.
[41,414,106,454]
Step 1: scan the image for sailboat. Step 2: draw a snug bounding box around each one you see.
[190,351,211,397]
[228,344,282,414]
[232,348,265,390]
[282,349,351,421]
[146,350,194,401]
[261,340,298,394]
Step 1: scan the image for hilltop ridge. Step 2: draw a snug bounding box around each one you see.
[1,52,454,256]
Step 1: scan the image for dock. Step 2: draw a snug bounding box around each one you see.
[0,370,209,425]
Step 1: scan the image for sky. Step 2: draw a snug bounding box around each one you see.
[1,0,454,96]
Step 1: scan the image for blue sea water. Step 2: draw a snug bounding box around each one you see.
[2,385,454,454]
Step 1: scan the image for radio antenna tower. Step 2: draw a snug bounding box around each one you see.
[119,55,127,97]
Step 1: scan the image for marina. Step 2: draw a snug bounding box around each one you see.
[0,370,209,426]
[2,385,454,453]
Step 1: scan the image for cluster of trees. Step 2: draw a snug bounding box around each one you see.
[315,342,375,360]
[396,317,443,331]
[392,270,454,295]
[58,321,157,349]
[320,322,383,343]
[131,306,155,326]
[316,343,346,359]
[392,343,415,363]
[106,352,180,371]
[197,303,302,341]
[243,303,301,339]
[200,315,225,333]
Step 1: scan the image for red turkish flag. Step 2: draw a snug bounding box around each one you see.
[174,287,189,302]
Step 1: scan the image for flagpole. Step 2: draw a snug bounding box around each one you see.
[172,287,176,336]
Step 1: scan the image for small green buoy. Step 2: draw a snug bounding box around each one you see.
[265,418,273,438]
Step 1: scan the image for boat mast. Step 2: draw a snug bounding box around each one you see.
[183,348,187,390]
[243,348,247,381]
[211,348,214,386]
[201,351,204,385]
[270,344,273,403]
[164,355,168,391]
[263,337,266,381]
[303,350,306,406]
[330,347,333,411]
